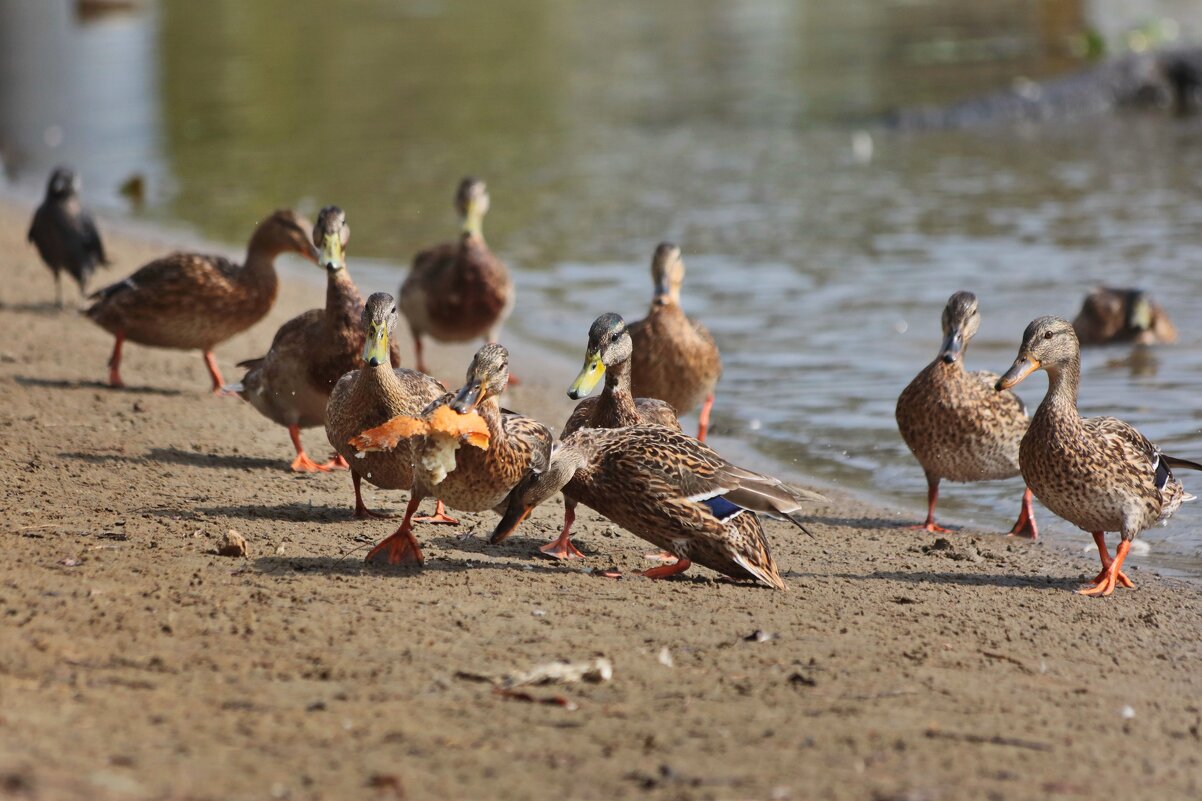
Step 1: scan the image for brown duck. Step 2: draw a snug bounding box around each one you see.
[399,177,514,376]
[352,344,551,565]
[628,243,722,441]
[896,291,1037,537]
[1072,287,1177,346]
[537,312,681,559]
[86,210,317,391]
[491,424,827,590]
[997,316,1202,596]
[325,292,455,522]
[233,207,398,471]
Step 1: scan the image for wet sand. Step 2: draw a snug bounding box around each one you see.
[2,196,1201,801]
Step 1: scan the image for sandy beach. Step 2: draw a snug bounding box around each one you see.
[2,195,1202,801]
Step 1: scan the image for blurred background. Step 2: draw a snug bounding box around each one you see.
[4,0,1202,576]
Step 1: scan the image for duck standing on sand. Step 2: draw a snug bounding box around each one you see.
[325,292,456,522]
[996,316,1202,596]
[538,312,681,559]
[351,344,551,565]
[1072,287,1177,346]
[628,243,722,442]
[491,424,827,590]
[231,207,395,472]
[86,210,317,391]
[399,177,514,376]
[896,291,1038,537]
[27,167,108,308]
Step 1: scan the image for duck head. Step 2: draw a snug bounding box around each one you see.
[250,209,320,263]
[996,316,1078,390]
[937,291,980,365]
[313,205,350,273]
[361,292,398,368]
[46,167,80,200]
[650,242,684,307]
[450,343,509,413]
[455,177,490,238]
[568,313,632,400]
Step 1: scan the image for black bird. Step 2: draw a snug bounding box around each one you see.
[27,167,108,307]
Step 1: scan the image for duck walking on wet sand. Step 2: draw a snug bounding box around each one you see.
[1072,287,1177,346]
[491,425,827,590]
[351,344,551,565]
[996,316,1202,596]
[540,312,681,559]
[629,243,722,442]
[231,207,394,472]
[326,292,455,522]
[896,291,1038,538]
[399,177,514,376]
[86,210,317,391]
[27,167,108,308]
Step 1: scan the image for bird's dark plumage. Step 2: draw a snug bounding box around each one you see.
[27,167,108,306]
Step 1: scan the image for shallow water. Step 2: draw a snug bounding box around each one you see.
[4,0,1202,577]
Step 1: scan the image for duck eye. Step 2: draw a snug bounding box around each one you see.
[1043,331,1054,340]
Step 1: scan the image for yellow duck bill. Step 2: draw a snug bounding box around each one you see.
[567,354,605,400]
[362,323,389,367]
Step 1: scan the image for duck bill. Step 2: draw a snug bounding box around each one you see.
[490,500,532,544]
[362,323,389,367]
[652,280,671,307]
[1128,294,1153,331]
[451,378,487,413]
[996,356,1039,391]
[321,233,344,272]
[567,354,604,400]
[938,331,964,364]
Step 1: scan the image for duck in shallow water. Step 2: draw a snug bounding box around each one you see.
[399,177,514,377]
[1071,287,1177,346]
[86,210,317,391]
[27,167,108,308]
[628,243,722,442]
[896,291,1037,538]
[996,316,1202,596]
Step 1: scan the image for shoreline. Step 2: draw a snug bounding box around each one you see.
[3,195,1202,800]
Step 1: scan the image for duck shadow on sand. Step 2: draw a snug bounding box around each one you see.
[17,375,184,397]
[829,569,1083,591]
[251,552,569,578]
[61,446,284,471]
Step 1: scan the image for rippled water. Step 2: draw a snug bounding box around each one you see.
[4,0,1202,576]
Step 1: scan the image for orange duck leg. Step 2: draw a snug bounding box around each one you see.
[1080,533,1135,596]
[1007,487,1039,539]
[539,504,585,560]
[288,425,333,473]
[905,476,953,533]
[366,497,425,565]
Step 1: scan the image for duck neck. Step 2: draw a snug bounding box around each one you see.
[325,267,364,331]
[597,357,640,426]
[461,210,485,241]
[475,396,511,458]
[1040,354,1082,422]
[529,444,587,504]
[242,236,286,287]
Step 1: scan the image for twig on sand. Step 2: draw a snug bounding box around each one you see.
[925,727,1051,752]
[981,650,1033,673]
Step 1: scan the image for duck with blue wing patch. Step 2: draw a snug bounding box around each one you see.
[491,425,826,590]
[997,316,1202,597]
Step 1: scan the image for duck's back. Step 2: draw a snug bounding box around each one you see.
[401,238,512,342]
[1021,410,1173,534]
[896,361,1026,483]
[628,305,721,414]
[87,252,277,350]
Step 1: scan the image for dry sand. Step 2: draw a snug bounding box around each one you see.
[1,196,1201,801]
